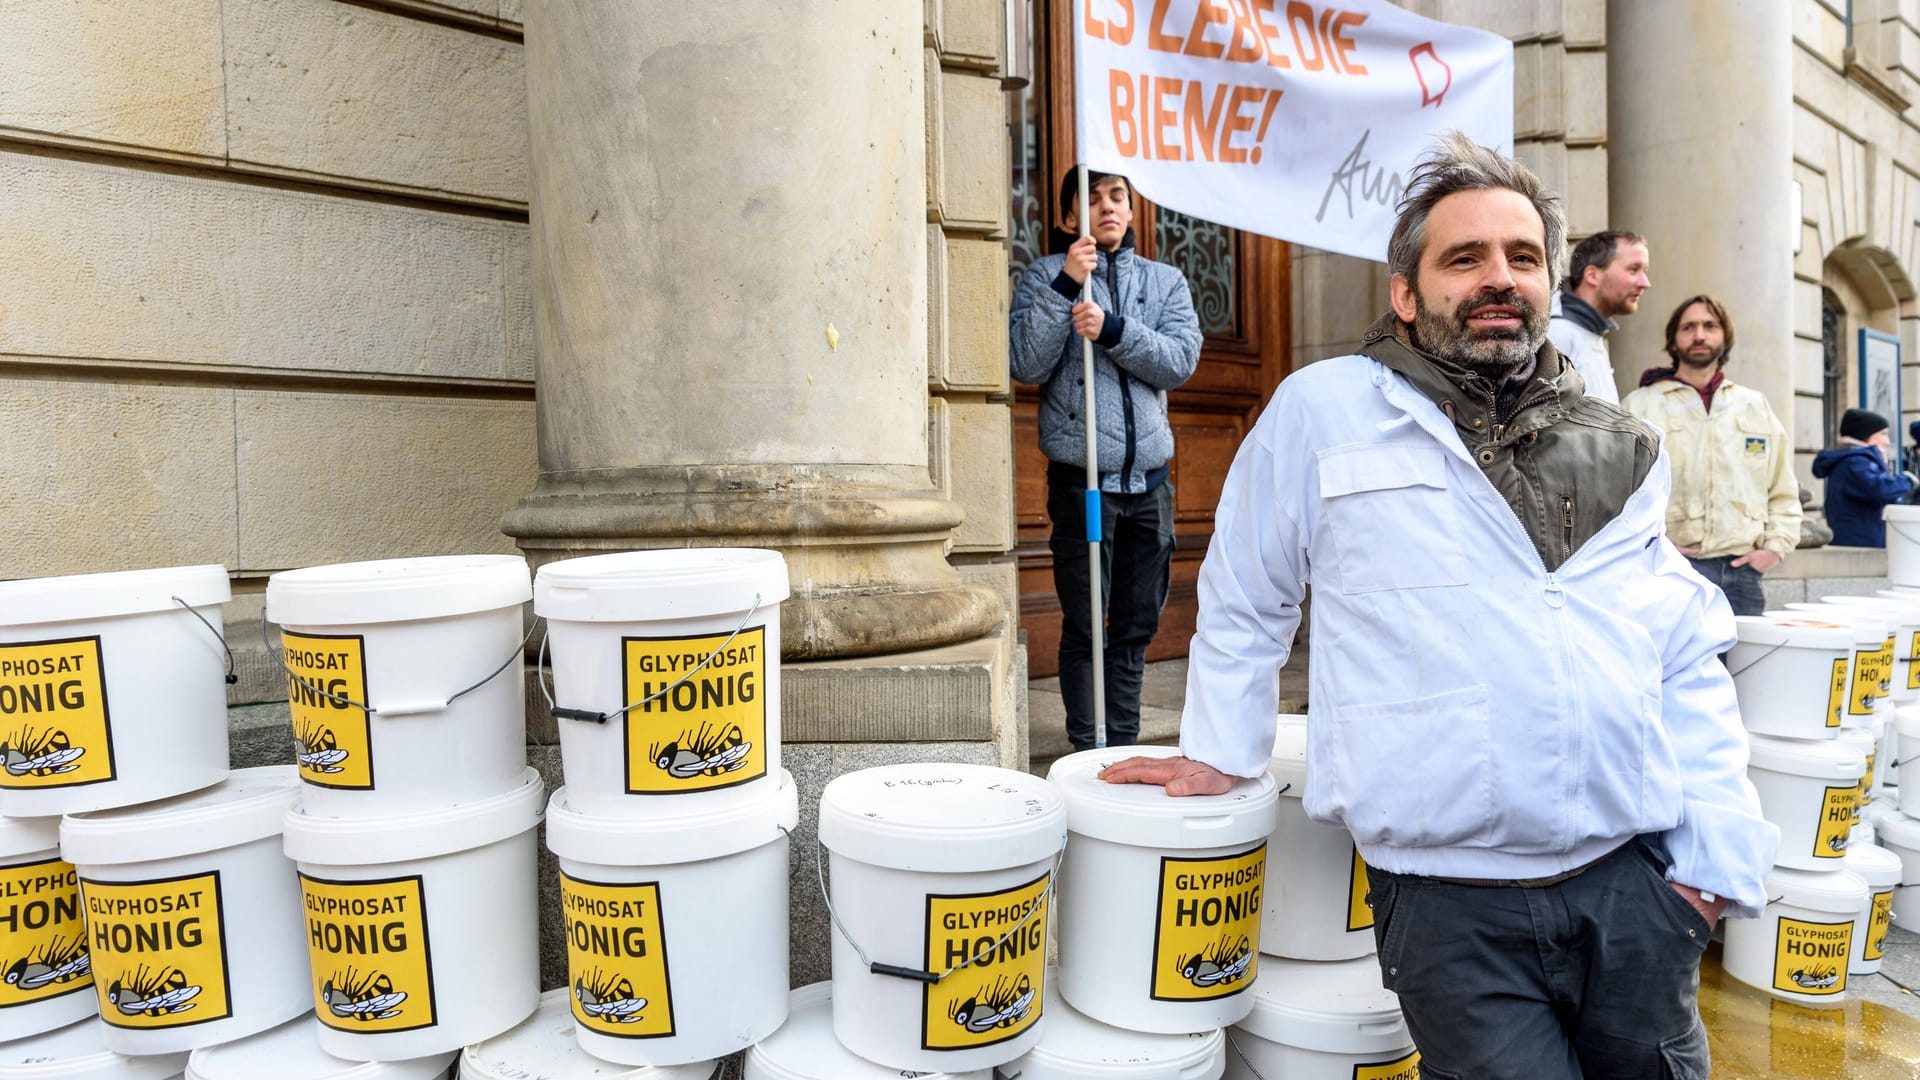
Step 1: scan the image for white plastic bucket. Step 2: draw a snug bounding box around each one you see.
[0,1016,185,1079]
[1872,809,1920,926]
[460,987,719,1080]
[185,1014,455,1080]
[1885,505,1920,586]
[1048,746,1279,1035]
[1264,716,1371,961]
[1901,709,1920,818]
[544,771,796,1066]
[1224,954,1419,1080]
[0,565,231,816]
[1723,867,1868,1007]
[1728,616,1856,739]
[1830,594,1920,703]
[282,767,544,1061]
[1882,703,1901,789]
[818,763,1065,1074]
[1745,734,1865,869]
[60,767,307,1056]
[265,556,531,819]
[1000,977,1225,1080]
[1855,816,1878,849]
[1878,590,1920,703]
[745,982,986,1080]
[534,550,790,819]
[0,814,94,1039]
[1785,604,1895,721]
[1843,844,1900,976]
[1840,719,1884,809]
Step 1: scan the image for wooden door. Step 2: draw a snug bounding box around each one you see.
[1008,1,1292,677]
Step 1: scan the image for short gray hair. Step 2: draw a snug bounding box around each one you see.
[1386,131,1565,291]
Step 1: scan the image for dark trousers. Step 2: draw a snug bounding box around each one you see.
[1686,555,1768,616]
[1366,838,1711,1080]
[1046,461,1175,752]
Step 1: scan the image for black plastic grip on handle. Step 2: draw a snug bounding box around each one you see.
[869,963,939,984]
[552,707,609,724]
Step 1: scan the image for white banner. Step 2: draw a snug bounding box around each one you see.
[1073,0,1514,262]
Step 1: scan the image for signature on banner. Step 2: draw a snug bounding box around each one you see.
[1316,130,1405,223]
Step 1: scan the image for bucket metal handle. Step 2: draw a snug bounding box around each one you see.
[1722,640,1786,678]
[170,596,239,686]
[813,829,1064,985]
[534,594,763,725]
[259,611,537,718]
[1224,1030,1270,1080]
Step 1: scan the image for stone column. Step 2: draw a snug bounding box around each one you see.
[1607,1,1795,413]
[507,0,999,660]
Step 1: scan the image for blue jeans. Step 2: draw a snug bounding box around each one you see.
[1685,555,1768,617]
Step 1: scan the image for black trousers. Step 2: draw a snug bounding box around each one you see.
[1366,838,1712,1080]
[1046,461,1175,752]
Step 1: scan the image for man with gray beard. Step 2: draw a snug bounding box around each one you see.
[1100,133,1775,1077]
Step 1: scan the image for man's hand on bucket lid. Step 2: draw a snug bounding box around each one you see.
[1096,755,1234,796]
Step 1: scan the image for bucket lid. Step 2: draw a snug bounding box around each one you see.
[1745,734,1864,780]
[61,766,296,866]
[746,982,983,1080]
[1824,595,1920,627]
[1267,716,1307,798]
[1766,866,1869,912]
[1873,808,1920,850]
[546,770,798,866]
[185,1015,454,1080]
[283,766,544,866]
[1844,843,1903,886]
[1047,746,1279,850]
[266,555,530,627]
[1885,505,1920,523]
[0,1017,185,1080]
[461,987,718,1080]
[0,564,230,628]
[534,549,791,623]
[1232,954,1411,1056]
[818,763,1065,873]
[1731,615,1854,649]
[1863,798,1903,828]
[1007,979,1224,1079]
[1781,605,1892,641]
[1898,705,1920,738]
[0,813,61,861]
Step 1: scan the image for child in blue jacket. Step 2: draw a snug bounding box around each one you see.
[1813,409,1917,546]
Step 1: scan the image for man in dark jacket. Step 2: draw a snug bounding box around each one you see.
[1009,170,1203,751]
[1813,408,1917,546]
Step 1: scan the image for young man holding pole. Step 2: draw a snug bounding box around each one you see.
[1009,170,1202,751]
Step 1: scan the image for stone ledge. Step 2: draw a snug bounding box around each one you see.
[1777,545,1890,579]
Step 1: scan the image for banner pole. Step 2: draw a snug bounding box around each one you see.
[1076,163,1107,749]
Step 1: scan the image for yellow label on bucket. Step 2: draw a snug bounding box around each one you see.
[1909,633,1920,690]
[1849,644,1889,716]
[922,871,1048,1053]
[0,637,116,790]
[1773,916,1851,996]
[1867,889,1894,961]
[0,857,89,1008]
[300,873,436,1035]
[1355,1050,1422,1080]
[621,627,767,796]
[283,632,373,791]
[1827,659,1849,729]
[1150,845,1264,1003]
[1863,750,1878,803]
[1814,784,1858,859]
[83,871,230,1029]
[558,873,674,1039]
[1346,845,1374,933]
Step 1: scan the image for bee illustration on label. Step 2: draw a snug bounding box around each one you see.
[0,727,84,777]
[4,934,89,990]
[948,973,1034,1034]
[1788,965,1840,990]
[1176,934,1252,989]
[574,968,647,1024]
[293,719,349,775]
[107,965,199,1016]
[649,722,751,780]
[322,967,407,1021]
[1872,930,1887,956]
[1828,833,1850,853]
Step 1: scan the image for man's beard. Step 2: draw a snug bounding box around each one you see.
[1412,286,1547,379]
[1675,344,1726,371]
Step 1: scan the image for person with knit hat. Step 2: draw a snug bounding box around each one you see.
[1812,408,1917,547]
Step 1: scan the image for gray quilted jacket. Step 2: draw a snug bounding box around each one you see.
[1009,237,1202,493]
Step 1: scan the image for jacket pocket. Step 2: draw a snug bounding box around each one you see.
[1725,412,1775,521]
[1327,685,1492,847]
[1317,443,1470,593]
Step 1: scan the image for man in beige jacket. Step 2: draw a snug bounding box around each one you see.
[1622,294,1801,615]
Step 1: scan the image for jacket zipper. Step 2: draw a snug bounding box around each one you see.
[1562,496,1576,562]
[1106,251,1139,492]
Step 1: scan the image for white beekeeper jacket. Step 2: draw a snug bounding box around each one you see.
[1548,292,1620,405]
[1179,354,1780,916]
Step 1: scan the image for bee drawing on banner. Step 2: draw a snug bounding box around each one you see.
[649,722,751,781]
[949,973,1035,1034]
[1789,965,1841,990]
[1177,934,1252,989]
[322,967,407,1021]
[106,965,200,1016]
[574,968,647,1024]
[4,934,89,991]
[294,719,349,775]
[0,727,84,777]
